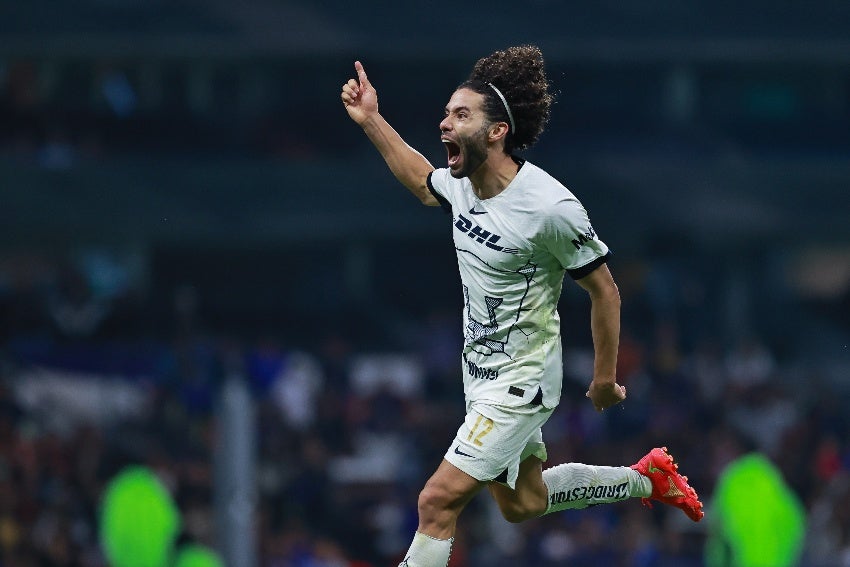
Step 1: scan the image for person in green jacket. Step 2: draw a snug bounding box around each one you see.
[706,453,806,567]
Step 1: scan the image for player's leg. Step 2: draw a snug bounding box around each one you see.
[487,427,648,521]
[539,459,651,514]
[397,417,488,567]
[487,454,548,522]
[400,401,549,566]
[417,458,484,538]
[538,447,704,522]
[399,459,483,567]
[489,445,704,522]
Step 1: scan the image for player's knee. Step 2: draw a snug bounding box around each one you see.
[498,499,546,523]
[499,506,530,523]
[417,483,452,520]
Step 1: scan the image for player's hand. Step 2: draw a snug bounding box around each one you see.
[586,380,626,412]
[341,61,378,125]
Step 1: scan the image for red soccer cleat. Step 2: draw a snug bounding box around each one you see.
[631,446,704,522]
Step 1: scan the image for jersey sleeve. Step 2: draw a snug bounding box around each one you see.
[426,168,453,214]
[543,197,611,279]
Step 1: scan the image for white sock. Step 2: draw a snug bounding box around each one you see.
[399,531,454,567]
[541,463,651,514]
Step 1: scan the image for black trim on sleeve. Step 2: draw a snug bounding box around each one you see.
[426,171,452,214]
[567,251,612,280]
[530,387,543,406]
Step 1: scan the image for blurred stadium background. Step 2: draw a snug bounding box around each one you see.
[2,1,850,566]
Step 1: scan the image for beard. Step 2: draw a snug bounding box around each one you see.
[449,123,490,179]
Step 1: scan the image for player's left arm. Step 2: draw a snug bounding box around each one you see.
[575,263,627,411]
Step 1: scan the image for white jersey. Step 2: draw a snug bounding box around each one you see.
[427,160,610,409]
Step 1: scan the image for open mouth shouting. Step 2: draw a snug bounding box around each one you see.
[441,123,488,179]
[442,137,462,170]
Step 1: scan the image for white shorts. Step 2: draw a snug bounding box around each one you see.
[443,401,553,489]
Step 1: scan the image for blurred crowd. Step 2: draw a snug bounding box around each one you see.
[4,55,850,170]
[0,58,355,165]
[0,245,849,567]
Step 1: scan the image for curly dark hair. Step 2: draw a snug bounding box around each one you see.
[458,45,554,154]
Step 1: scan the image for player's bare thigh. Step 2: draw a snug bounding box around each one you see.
[487,455,548,523]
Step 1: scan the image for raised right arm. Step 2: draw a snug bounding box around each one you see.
[341,61,438,206]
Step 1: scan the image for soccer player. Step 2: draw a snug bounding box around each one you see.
[341,45,703,567]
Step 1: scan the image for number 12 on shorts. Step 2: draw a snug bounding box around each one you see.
[467,414,494,447]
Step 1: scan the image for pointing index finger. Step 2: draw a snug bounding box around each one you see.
[354,60,369,86]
